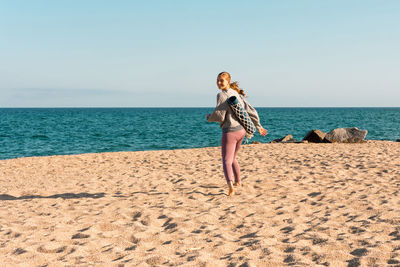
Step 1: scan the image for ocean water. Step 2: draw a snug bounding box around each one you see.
[0,108,399,160]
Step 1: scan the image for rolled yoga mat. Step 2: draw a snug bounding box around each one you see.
[227,96,257,139]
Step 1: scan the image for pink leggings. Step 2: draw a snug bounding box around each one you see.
[221,129,246,183]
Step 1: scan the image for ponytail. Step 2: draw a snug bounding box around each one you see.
[217,71,247,97]
[230,81,246,97]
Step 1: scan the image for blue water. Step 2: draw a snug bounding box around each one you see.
[0,108,399,160]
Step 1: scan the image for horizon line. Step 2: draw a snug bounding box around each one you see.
[0,106,399,109]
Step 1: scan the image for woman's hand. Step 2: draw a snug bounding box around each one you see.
[258,128,268,136]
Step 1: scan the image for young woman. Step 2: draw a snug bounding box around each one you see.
[206,72,268,196]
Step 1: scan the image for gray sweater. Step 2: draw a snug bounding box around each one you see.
[207,88,263,133]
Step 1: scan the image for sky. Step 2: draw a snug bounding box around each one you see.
[1,0,399,107]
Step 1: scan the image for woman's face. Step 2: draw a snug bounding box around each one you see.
[216,76,230,90]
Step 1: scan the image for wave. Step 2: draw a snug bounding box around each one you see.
[31,135,49,140]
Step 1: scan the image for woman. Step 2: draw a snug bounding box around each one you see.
[206,72,268,196]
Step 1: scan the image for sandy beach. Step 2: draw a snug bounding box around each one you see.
[1,141,399,266]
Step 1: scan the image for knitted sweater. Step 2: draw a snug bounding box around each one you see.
[207,88,263,133]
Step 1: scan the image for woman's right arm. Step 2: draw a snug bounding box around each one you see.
[206,93,227,123]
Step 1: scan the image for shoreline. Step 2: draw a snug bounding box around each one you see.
[1,140,398,162]
[1,141,399,265]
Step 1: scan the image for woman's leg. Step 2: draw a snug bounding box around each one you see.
[232,129,246,184]
[221,132,236,183]
[221,129,246,183]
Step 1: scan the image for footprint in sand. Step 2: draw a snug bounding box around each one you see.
[37,244,67,253]
[350,248,368,257]
[12,248,27,255]
[145,256,165,265]
[71,233,90,239]
[162,218,178,232]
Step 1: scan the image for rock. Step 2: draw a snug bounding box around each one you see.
[272,134,295,143]
[303,129,327,143]
[281,135,294,142]
[284,139,301,143]
[251,141,261,144]
[397,139,400,142]
[324,127,367,143]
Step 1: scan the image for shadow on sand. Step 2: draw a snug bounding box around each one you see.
[0,192,105,201]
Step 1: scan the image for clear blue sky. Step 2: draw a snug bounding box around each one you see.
[1,0,399,107]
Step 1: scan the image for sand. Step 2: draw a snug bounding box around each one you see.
[0,141,399,266]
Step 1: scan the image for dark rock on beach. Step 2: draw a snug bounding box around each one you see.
[397,139,400,142]
[303,130,327,143]
[281,135,295,142]
[270,135,308,144]
[324,127,367,143]
[271,135,295,143]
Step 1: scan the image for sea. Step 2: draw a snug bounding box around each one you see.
[0,108,399,160]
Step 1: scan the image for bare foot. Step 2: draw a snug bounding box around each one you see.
[228,181,234,196]
[233,182,241,186]
[228,186,234,196]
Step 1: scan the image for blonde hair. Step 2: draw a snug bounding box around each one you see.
[217,72,246,97]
